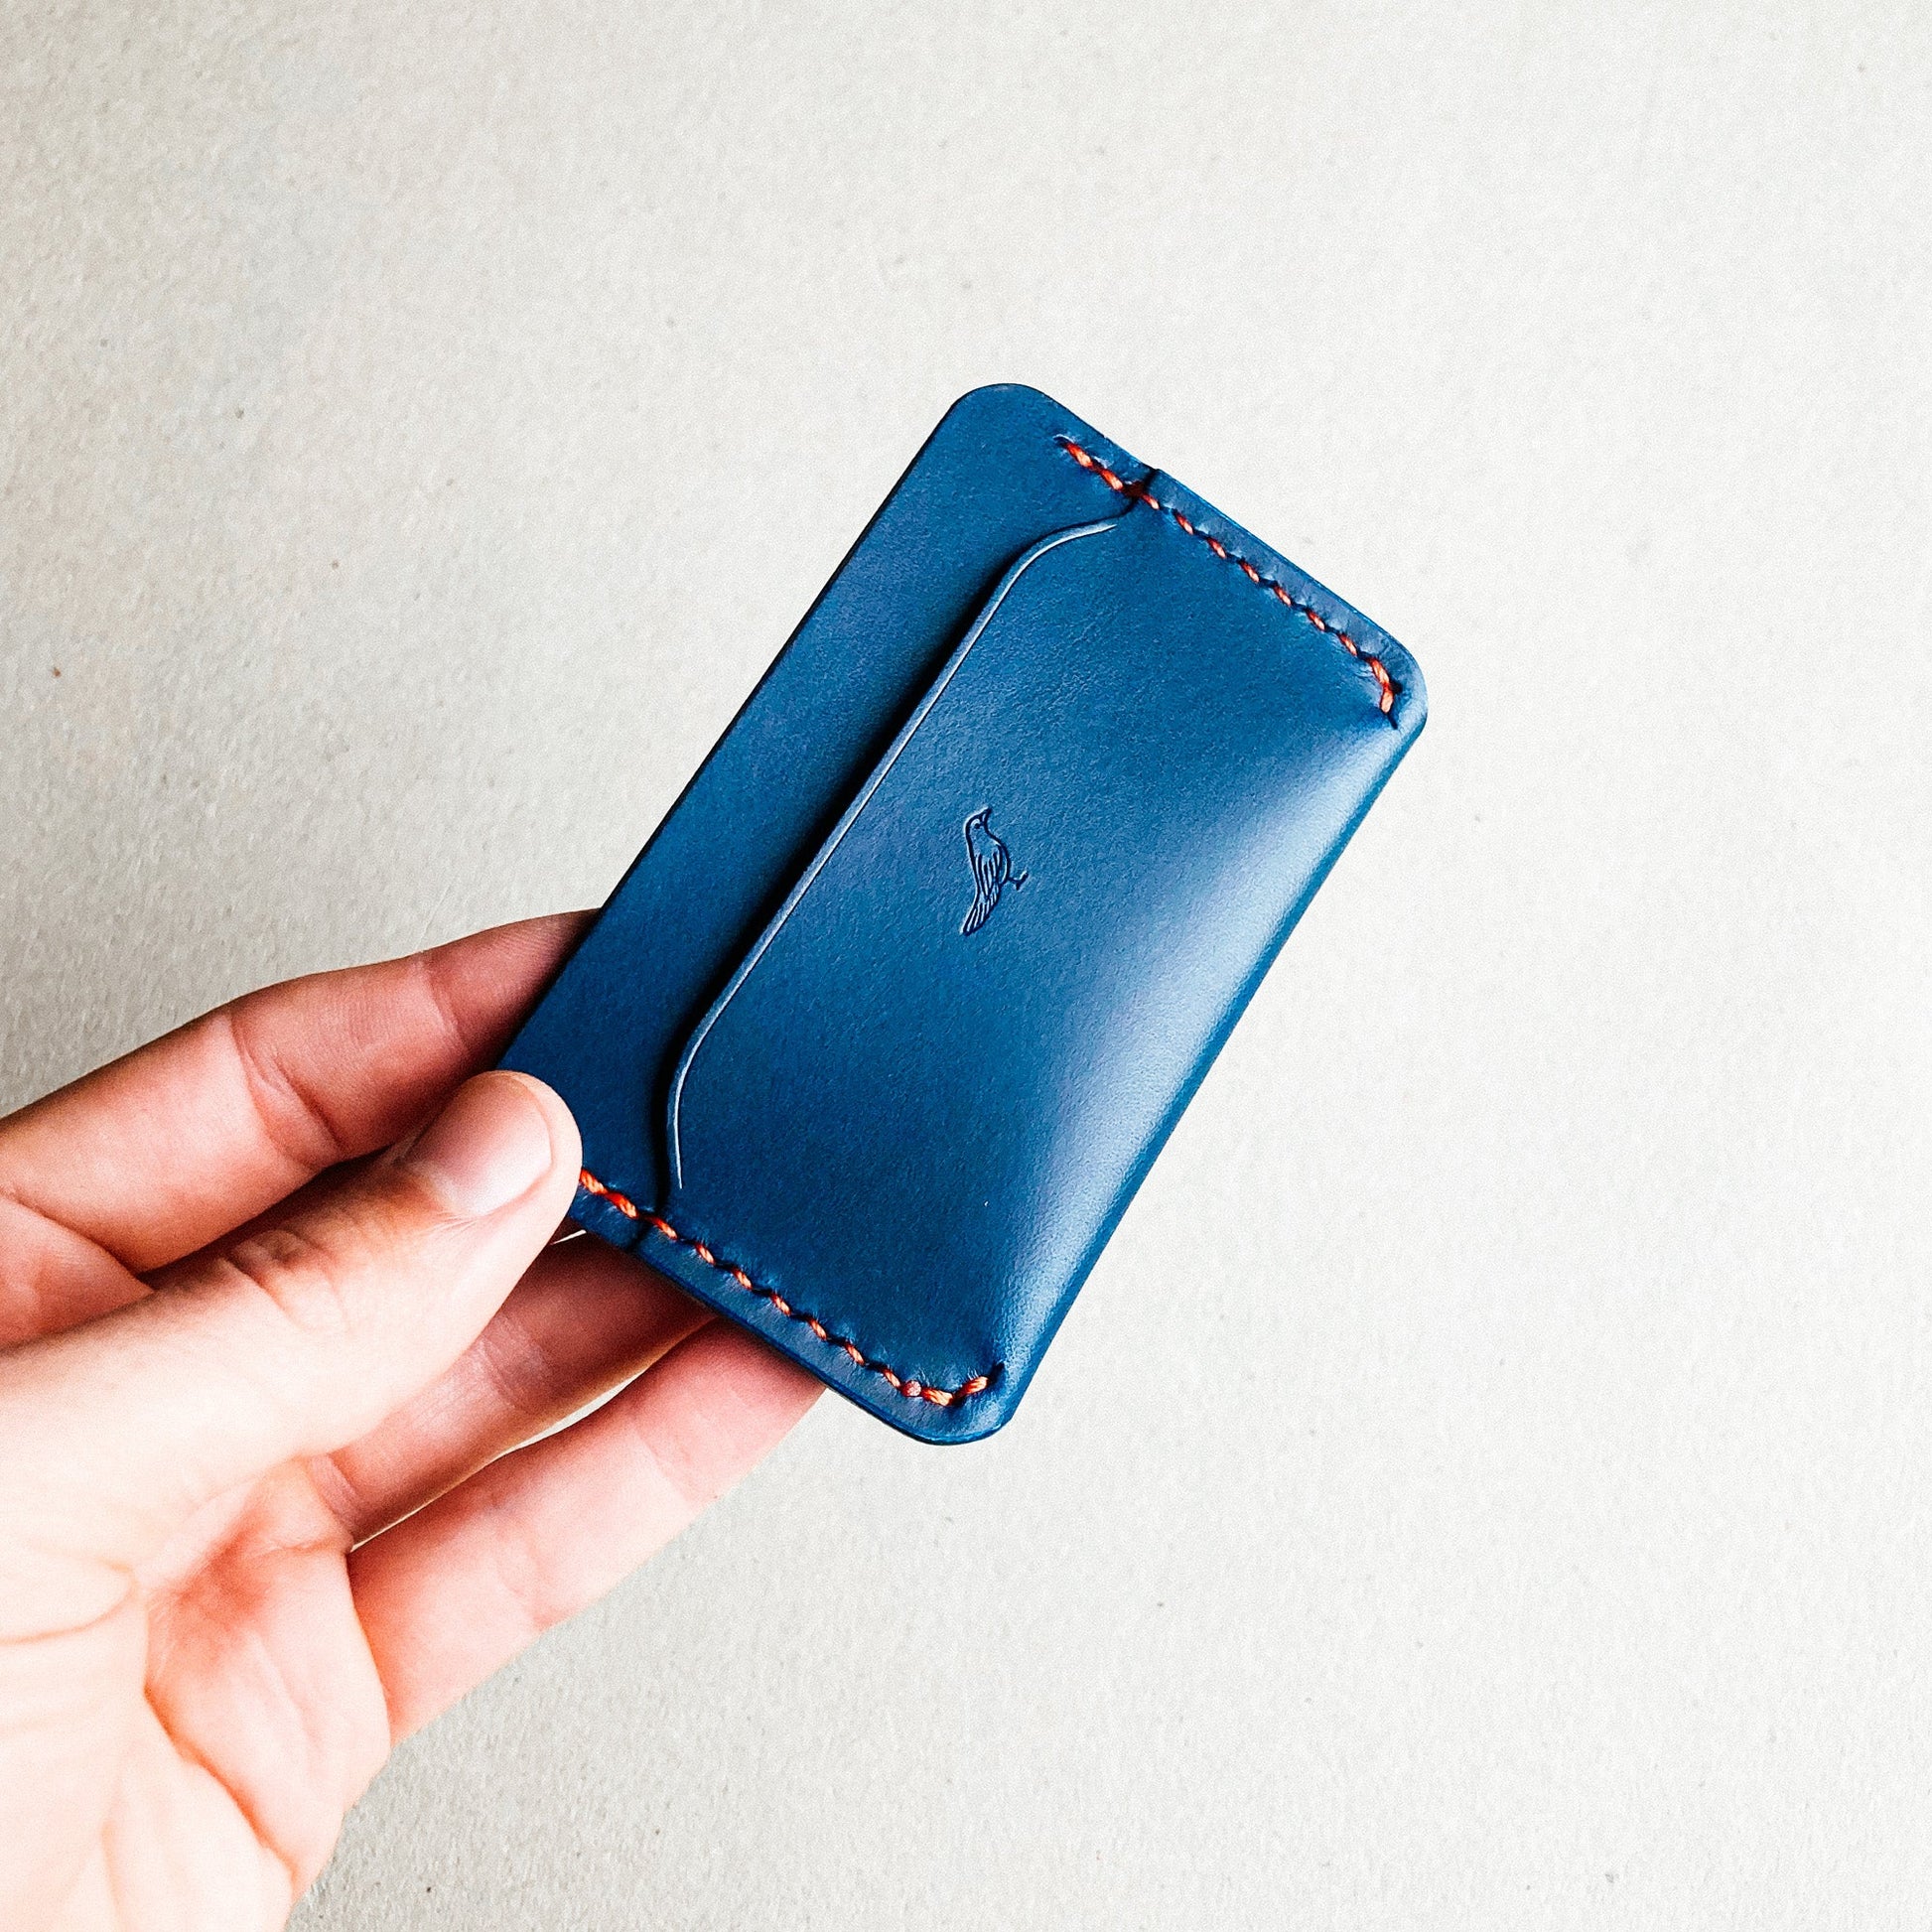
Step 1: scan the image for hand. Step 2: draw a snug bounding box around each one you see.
[0,917,820,1930]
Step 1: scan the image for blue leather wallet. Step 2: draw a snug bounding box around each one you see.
[500,384,1426,1443]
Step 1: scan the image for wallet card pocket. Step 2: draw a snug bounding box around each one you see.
[661,488,1415,1439]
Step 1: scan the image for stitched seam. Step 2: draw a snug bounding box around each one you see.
[576,1171,998,1409]
[1057,438,1399,716]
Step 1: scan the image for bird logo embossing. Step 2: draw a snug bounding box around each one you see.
[960,807,1028,935]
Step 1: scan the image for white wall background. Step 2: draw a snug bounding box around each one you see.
[4,3,1929,1925]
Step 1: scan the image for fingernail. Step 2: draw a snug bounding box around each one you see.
[400,1072,558,1218]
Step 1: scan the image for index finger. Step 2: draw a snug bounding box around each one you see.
[0,913,588,1272]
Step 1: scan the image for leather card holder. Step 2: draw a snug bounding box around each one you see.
[500,384,1426,1443]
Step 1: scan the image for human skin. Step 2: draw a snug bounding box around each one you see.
[0,915,820,1929]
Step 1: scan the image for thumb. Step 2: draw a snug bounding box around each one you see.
[0,1070,580,1621]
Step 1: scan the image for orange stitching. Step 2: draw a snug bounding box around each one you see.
[576,1170,997,1408]
[1058,438,1399,716]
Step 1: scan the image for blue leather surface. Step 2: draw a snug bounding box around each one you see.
[500,385,1425,1443]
